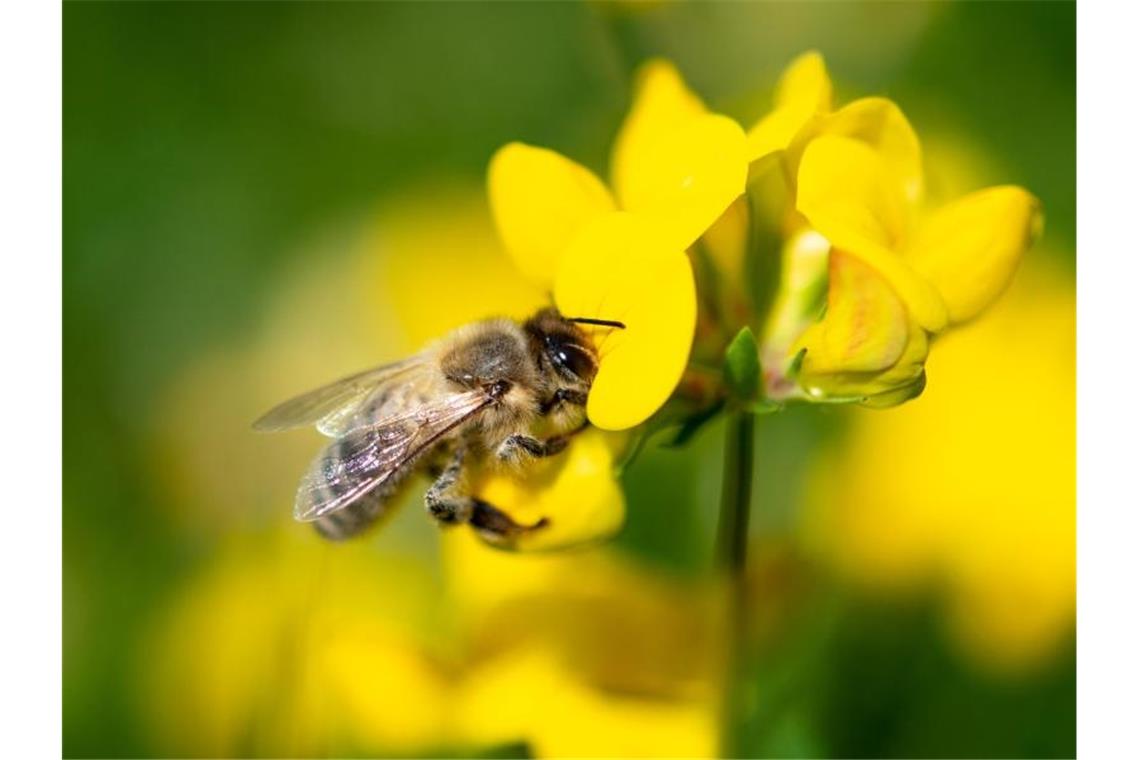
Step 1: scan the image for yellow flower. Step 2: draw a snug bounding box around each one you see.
[489,59,750,430]
[792,135,1041,402]
[801,262,1074,673]
[745,51,1041,405]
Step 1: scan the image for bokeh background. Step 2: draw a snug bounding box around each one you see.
[64,1,1075,758]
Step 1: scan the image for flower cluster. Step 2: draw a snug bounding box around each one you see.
[480,51,1040,547]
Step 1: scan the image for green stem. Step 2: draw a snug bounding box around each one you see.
[717,410,756,757]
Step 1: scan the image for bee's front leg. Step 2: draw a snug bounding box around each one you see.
[540,388,587,415]
[495,422,590,464]
[496,433,567,462]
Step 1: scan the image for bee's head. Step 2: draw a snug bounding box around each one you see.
[524,308,622,390]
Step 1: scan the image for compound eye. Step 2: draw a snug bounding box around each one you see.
[553,342,595,380]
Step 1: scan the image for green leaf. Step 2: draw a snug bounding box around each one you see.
[723,326,761,401]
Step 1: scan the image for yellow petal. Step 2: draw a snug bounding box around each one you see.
[746,50,832,161]
[747,106,813,164]
[796,135,907,249]
[488,142,616,287]
[554,212,697,430]
[796,251,910,376]
[796,317,929,405]
[792,251,931,404]
[472,429,626,551]
[907,186,1042,324]
[616,113,750,248]
[612,59,708,192]
[698,195,749,280]
[611,60,747,247]
[797,96,924,205]
[776,50,833,110]
[797,136,948,332]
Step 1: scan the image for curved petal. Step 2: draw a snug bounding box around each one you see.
[907,186,1042,325]
[794,296,929,405]
[554,213,697,430]
[615,113,750,248]
[797,135,907,249]
[797,136,948,332]
[488,142,615,287]
[746,50,832,161]
[472,429,627,552]
[610,59,747,247]
[796,251,910,377]
[792,97,924,206]
[747,106,813,164]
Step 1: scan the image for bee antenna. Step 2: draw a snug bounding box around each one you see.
[567,317,626,330]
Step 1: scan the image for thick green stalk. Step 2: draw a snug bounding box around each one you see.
[717,410,755,757]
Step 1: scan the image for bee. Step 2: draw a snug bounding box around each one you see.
[253,308,623,545]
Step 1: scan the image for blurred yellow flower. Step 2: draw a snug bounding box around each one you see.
[489,59,750,429]
[142,525,721,757]
[141,530,452,757]
[457,649,716,758]
[442,529,720,756]
[801,262,1074,673]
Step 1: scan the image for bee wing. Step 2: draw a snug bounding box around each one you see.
[252,355,428,435]
[293,388,492,521]
[315,361,445,439]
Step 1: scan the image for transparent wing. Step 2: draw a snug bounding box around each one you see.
[315,364,443,439]
[293,388,492,521]
[252,355,427,434]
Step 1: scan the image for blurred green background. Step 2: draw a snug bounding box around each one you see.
[64,2,1075,758]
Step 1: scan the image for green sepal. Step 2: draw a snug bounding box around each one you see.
[723,326,761,402]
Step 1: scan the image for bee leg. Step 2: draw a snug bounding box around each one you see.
[496,433,568,464]
[540,388,588,415]
[496,421,591,464]
[469,499,549,545]
[424,447,472,524]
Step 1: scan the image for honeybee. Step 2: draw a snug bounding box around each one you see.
[253,308,623,545]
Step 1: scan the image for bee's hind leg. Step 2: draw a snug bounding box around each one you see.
[424,447,549,545]
[469,499,548,546]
